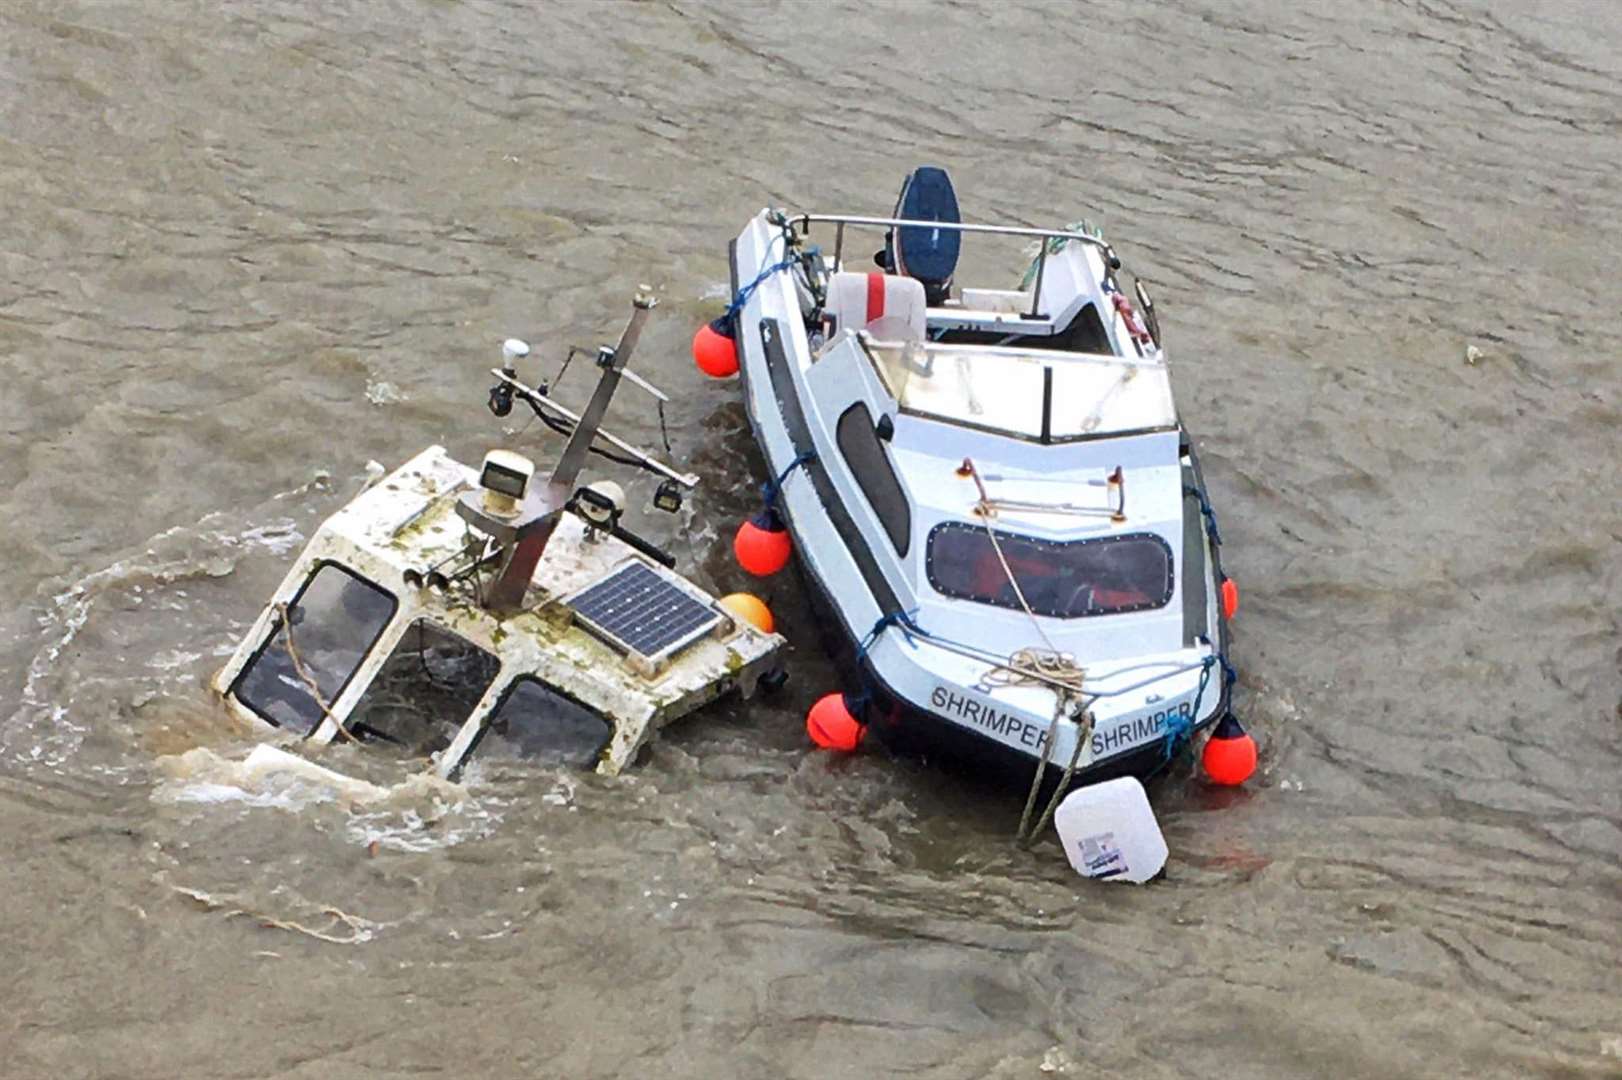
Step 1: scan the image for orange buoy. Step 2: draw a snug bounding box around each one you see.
[693,317,739,378]
[807,692,864,752]
[1220,577,1239,620]
[733,512,792,576]
[1201,713,1257,785]
[719,592,774,634]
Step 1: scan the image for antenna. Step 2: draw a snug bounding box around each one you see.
[457,291,686,613]
[488,338,530,418]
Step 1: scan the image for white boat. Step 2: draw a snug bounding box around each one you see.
[212,293,785,781]
[711,168,1250,793]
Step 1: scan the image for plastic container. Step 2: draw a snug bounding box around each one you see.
[1053,776,1168,884]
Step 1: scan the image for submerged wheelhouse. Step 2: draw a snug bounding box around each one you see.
[213,446,784,779]
[214,295,785,782]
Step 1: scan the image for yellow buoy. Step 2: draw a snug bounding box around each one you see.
[719,592,774,634]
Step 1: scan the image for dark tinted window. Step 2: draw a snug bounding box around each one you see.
[232,564,397,733]
[925,523,1172,618]
[836,402,911,554]
[477,678,612,768]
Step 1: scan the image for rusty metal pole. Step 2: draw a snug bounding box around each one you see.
[481,292,657,613]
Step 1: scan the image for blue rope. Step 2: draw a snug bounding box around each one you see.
[722,232,818,324]
[760,449,816,510]
[858,607,921,663]
[1184,483,1223,547]
[726,255,798,321]
[1159,655,1217,762]
[845,607,922,718]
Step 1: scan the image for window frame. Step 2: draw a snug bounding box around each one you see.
[229,560,399,733]
[345,617,502,748]
[858,336,1177,446]
[461,674,615,771]
[923,522,1174,619]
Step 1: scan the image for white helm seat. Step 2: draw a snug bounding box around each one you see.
[823,271,927,343]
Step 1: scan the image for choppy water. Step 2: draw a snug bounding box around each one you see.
[2,2,1618,1076]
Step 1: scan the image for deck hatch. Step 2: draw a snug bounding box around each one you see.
[565,561,720,663]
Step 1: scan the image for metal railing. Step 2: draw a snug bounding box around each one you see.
[785,212,1122,320]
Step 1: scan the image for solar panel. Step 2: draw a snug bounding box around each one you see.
[565,561,720,663]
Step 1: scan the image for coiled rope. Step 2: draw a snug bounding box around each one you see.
[980,647,1088,694]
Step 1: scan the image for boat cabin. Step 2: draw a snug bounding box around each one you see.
[213,446,784,779]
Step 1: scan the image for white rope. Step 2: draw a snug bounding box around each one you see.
[980,646,1088,694]
[959,458,1112,696]
[1014,694,1094,848]
[959,458,1103,844]
[273,601,361,746]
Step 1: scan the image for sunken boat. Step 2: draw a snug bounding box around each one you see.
[214,292,785,780]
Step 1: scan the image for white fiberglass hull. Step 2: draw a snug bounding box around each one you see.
[726,210,1233,780]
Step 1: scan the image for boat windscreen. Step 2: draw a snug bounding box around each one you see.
[345,620,500,754]
[475,677,612,768]
[865,341,1175,441]
[926,523,1173,618]
[232,564,397,733]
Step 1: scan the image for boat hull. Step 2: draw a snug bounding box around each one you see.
[788,536,1231,787]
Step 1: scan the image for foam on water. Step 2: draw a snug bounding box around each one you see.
[154,745,500,852]
[4,513,306,768]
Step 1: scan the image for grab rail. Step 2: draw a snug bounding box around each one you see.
[785,212,1121,321]
[790,212,1117,247]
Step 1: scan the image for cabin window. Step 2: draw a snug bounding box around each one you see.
[232,563,397,733]
[925,524,1172,618]
[473,677,613,769]
[345,620,501,755]
[835,401,911,555]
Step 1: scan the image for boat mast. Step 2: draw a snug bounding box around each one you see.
[460,292,657,612]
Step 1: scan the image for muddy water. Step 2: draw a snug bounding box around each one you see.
[2,2,1618,1077]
